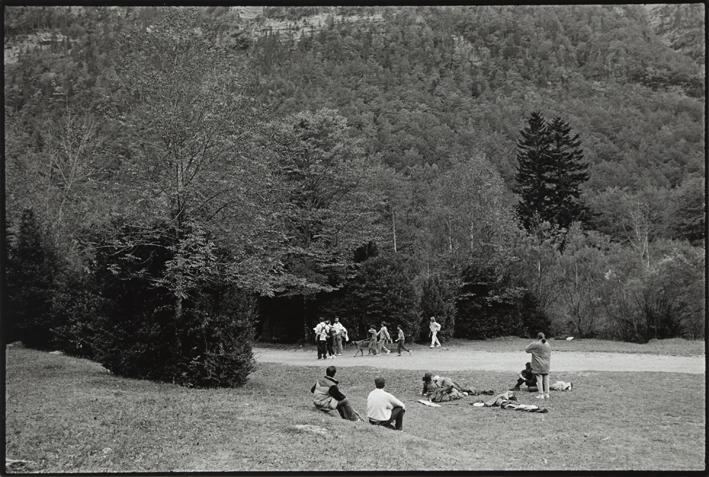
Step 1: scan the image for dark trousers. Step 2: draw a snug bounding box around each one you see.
[317,340,327,359]
[336,399,357,421]
[326,337,335,356]
[369,406,405,430]
[397,341,410,354]
[515,378,538,389]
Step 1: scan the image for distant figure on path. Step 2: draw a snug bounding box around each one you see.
[332,317,348,356]
[510,362,538,392]
[367,377,406,430]
[325,319,336,358]
[378,322,392,354]
[310,366,357,421]
[429,316,442,348]
[313,319,329,360]
[395,324,412,356]
[367,325,379,355]
[525,332,552,399]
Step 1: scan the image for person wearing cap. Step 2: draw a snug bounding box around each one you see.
[429,316,442,348]
[525,332,552,399]
[310,366,357,421]
[366,377,405,430]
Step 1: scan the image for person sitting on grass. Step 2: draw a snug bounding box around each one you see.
[367,377,405,430]
[510,362,538,392]
[421,373,494,402]
[310,366,357,421]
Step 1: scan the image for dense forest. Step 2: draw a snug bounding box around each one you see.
[4,6,705,386]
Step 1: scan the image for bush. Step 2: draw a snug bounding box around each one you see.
[454,259,527,339]
[321,253,420,341]
[50,269,105,358]
[86,219,256,387]
[5,208,62,349]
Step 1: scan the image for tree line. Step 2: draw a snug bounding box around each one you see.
[4,7,704,387]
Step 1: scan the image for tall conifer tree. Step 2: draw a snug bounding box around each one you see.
[514,112,589,231]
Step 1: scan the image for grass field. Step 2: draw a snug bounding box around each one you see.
[259,336,706,356]
[5,346,706,472]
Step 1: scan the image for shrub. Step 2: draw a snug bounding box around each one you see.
[50,269,105,358]
[322,253,420,341]
[86,218,257,387]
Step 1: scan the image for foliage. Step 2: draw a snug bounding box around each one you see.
[417,274,457,342]
[323,253,420,341]
[86,219,256,387]
[454,257,529,339]
[5,208,62,349]
[514,112,590,231]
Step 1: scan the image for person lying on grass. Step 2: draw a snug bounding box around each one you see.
[421,373,494,402]
[310,366,357,421]
[509,362,539,392]
[367,377,405,430]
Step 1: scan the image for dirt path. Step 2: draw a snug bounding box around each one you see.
[254,346,705,374]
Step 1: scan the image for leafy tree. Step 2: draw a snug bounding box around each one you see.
[454,257,527,339]
[417,274,457,342]
[339,253,420,340]
[514,112,590,231]
[86,219,256,386]
[261,108,386,339]
[665,175,705,245]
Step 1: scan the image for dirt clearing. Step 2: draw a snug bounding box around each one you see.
[254,346,705,374]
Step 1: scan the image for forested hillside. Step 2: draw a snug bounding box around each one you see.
[4,6,705,384]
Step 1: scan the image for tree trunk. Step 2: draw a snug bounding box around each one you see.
[302,294,309,343]
[391,207,397,253]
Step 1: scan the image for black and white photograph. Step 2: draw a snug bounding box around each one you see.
[3,4,705,473]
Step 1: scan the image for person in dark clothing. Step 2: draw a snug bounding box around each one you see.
[510,362,538,391]
[310,366,357,421]
[326,322,336,358]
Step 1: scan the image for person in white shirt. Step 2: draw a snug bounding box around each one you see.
[429,316,442,348]
[366,377,406,430]
[377,322,392,354]
[331,317,348,356]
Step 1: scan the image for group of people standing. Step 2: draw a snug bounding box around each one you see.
[314,316,445,358]
[313,317,349,360]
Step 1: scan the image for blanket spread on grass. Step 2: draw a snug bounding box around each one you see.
[472,391,548,413]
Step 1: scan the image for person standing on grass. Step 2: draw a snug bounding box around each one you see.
[429,316,442,348]
[310,366,357,421]
[366,377,406,430]
[314,318,329,360]
[395,324,412,356]
[332,317,347,356]
[378,322,392,354]
[525,332,551,399]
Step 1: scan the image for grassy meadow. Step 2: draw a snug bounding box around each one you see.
[5,346,706,472]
